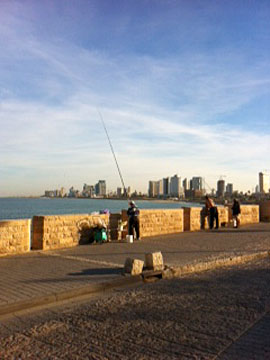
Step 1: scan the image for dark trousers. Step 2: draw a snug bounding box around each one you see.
[128,217,140,239]
[209,207,219,229]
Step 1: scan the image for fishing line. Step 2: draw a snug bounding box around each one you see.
[98,110,127,197]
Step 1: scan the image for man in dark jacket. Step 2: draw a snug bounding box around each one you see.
[127,201,140,240]
[232,199,241,228]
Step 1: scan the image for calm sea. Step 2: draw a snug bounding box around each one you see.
[0,198,201,221]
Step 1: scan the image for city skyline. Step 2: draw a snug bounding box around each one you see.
[0,1,269,197]
[43,170,269,199]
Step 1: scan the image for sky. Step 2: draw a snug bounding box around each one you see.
[0,0,269,196]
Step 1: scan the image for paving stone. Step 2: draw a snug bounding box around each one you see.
[145,251,164,270]
[124,257,144,275]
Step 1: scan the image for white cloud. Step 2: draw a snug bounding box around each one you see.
[0,2,269,196]
[1,95,269,195]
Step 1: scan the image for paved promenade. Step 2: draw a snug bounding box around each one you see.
[0,223,270,316]
[1,253,270,359]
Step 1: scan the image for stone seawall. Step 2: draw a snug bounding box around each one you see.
[32,214,109,250]
[227,204,259,225]
[122,209,184,238]
[184,207,228,231]
[184,207,203,231]
[259,201,270,222]
[140,209,184,237]
[184,205,259,231]
[0,205,261,256]
[0,219,31,256]
[109,213,122,240]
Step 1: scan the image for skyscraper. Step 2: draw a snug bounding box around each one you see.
[95,180,106,196]
[82,184,94,197]
[259,172,270,193]
[117,187,123,197]
[225,183,233,197]
[217,180,225,197]
[157,179,163,197]
[148,181,159,197]
[163,177,170,197]
[182,178,190,191]
[170,174,183,197]
[192,177,205,192]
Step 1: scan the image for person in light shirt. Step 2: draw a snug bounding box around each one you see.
[205,195,219,230]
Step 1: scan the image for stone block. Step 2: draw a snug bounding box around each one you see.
[145,251,164,271]
[124,257,144,276]
[0,219,30,255]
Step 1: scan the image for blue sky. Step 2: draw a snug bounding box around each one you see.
[0,0,269,196]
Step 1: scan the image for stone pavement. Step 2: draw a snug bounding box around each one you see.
[0,222,270,316]
[1,256,270,359]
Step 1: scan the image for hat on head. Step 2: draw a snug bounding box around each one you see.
[129,200,135,206]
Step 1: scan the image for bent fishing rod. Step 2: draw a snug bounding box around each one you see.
[98,110,128,197]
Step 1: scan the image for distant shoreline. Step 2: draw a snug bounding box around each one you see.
[0,197,202,221]
[0,196,201,205]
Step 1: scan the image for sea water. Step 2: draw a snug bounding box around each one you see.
[0,198,201,221]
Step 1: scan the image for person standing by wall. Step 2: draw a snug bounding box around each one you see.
[127,200,140,240]
[232,198,241,228]
[205,195,219,229]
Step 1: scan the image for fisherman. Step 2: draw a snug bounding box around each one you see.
[232,198,241,228]
[127,200,140,241]
[205,195,219,229]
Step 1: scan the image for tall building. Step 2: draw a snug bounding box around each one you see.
[157,179,163,196]
[127,186,131,196]
[225,183,233,197]
[170,174,183,198]
[117,187,123,197]
[95,180,106,196]
[192,177,205,192]
[148,181,159,197]
[59,187,66,197]
[163,177,170,197]
[68,186,80,198]
[182,178,190,191]
[82,184,94,197]
[217,180,225,197]
[259,172,270,193]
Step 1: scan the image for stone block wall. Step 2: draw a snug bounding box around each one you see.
[183,207,202,231]
[32,214,109,250]
[217,207,229,226]
[122,209,184,238]
[227,205,259,225]
[0,205,262,256]
[32,216,44,250]
[0,219,31,256]
[184,206,229,231]
[259,201,270,222]
[109,213,122,240]
[140,209,184,237]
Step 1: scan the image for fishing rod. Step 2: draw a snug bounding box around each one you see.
[98,110,127,197]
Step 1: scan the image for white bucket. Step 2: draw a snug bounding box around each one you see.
[126,235,133,243]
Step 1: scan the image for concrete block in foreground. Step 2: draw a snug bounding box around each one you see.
[145,251,164,271]
[124,258,144,276]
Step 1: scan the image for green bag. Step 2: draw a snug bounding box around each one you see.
[94,228,107,243]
